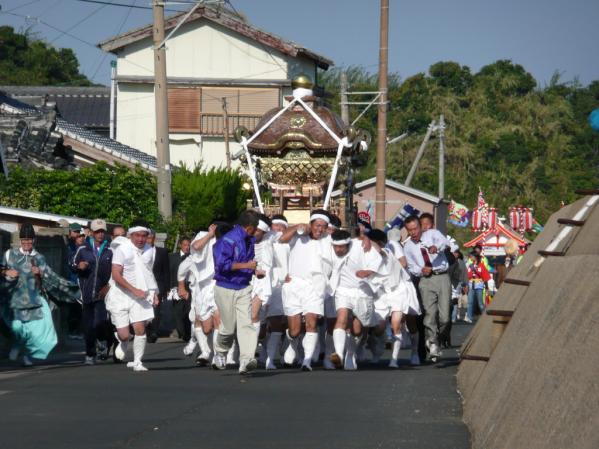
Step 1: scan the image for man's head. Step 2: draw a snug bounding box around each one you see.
[90,219,107,245]
[270,214,288,234]
[368,229,387,248]
[419,212,434,231]
[238,210,260,237]
[405,215,422,241]
[146,230,156,247]
[328,214,342,235]
[179,238,191,255]
[112,225,126,239]
[128,218,150,249]
[331,229,352,258]
[68,222,82,241]
[255,214,271,242]
[214,222,234,239]
[472,244,483,256]
[309,209,330,240]
[19,222,35,252]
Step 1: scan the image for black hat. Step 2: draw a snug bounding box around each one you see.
[19,223,35,239]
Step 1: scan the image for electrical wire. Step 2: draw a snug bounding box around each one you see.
[4,0,42,13]
[50,2,108,45]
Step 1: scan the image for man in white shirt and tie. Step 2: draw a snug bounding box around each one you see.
[402,215,451,361]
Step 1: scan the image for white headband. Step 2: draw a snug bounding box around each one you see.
[257,220,270,232]
[332,238,351,246]
[310,213,330,224]
[271,219,288,227]
[128,226,150,235]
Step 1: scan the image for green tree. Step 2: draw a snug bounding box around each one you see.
[0,26,92,86]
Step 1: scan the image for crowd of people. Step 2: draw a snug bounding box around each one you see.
[0,208,506,373]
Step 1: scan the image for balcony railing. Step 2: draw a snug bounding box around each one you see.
[200,113,262,136]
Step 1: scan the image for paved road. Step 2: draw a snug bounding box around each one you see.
[0,324,471,449]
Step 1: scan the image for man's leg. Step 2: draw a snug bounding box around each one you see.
[234,286,258,373]
[128,321,148,371]
[213,286,237,367]
[419,277,441,358]
[82,303,96,361]
[331,308,349,369]
[301,313,319,371]
[172,299,186,340]
[437,275,453,347]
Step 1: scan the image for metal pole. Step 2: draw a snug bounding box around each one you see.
[404,120,436,187]
[375,0,389,229]
[340,71,349,126]
[222,97,231,169]
[153,0,172,220]
[438,114,445,199]
[109,60,116,140]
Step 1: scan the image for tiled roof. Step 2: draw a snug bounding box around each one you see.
[0,91,155,170]
[0,86,110,128]
[56,118,156,169]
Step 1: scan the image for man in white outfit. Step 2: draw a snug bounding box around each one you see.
[106,219,159,372]
[279,209,333,371]
[329,230,382,370]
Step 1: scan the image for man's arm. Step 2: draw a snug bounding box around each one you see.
[192,224,216,253]
[278,224,305,244]
[214,239,256,274]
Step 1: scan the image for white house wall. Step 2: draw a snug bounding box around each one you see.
[115,19,317,168]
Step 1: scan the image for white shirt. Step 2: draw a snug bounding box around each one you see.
[112,239,157,298]
[331,239,382,294]
[387,240,405,259]
[288,234,332,280]
[403,229,450,277]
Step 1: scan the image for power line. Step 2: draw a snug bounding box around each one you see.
[69,0,152,10]
[4,0,42,13]
[50,2,107,45]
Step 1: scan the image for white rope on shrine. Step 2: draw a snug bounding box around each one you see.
[323,136,350,210]
[245,98,299,145]
[240,136,264,213]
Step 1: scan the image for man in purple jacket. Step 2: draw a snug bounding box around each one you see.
[212,210,260,374]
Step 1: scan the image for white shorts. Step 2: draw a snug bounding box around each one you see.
[189,280,217,322]
[106,287,154,329]
[266,284,285,318]
[324,295,337,319]
[335,286,375,327]
[374,281,421,320]
[251,276,272,305]
[282,277,324,316]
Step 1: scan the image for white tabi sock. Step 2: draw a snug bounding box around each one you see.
[302,332,318,366]
[226,340,239,365]
[332,328,346,358]
[283,329,298,365]
[115,332,129,360]
[391,333,403,361]
[133,335,146,365]
[266,331,282,368]
[195,328,210,358]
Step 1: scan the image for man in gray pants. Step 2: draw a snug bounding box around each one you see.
[403,216,451,362]
[211,210,261,374]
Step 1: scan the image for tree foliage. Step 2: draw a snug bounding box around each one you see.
[0,163,248,238]
[0,26,92,86]
[320,60,599,223]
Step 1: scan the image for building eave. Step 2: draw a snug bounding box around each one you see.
[331,177,442,204]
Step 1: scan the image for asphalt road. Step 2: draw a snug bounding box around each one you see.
[0,324,471,449]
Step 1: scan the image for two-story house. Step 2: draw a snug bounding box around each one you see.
[98,5,333,169]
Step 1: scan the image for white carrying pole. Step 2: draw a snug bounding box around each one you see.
[109,61,116,140]
[323,137,349,210]
[240,137,264,213]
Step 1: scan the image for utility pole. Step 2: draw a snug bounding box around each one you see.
[340,72,349,126]
[405,120,436,187]
[152,0,172,220]
[222,97,231,169]
[375,0,389,229]
[438,114,445,199]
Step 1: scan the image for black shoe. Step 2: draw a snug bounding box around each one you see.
[147,334,158,344]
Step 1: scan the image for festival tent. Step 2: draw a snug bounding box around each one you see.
[457,192,599,449]
[464,220,528,256]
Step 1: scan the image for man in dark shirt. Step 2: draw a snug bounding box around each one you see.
[212,210,259,374]
[146,231,170,343]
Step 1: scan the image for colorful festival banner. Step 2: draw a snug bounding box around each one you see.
[448,200,470,227]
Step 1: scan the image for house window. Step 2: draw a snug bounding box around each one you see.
[167,86,279,135]
[168,87,201,133]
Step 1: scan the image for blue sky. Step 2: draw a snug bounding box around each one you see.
[1,0,598,87]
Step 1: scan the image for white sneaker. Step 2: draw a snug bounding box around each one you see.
[389,359,399,369]
[239,358,258,374]
[8,347,19,361]
[133,363,148,372]
[464,317,473,324]
[22,355,33,367]
[301,360,312,372]
[323,358,336,370]
[410,351,421,366]
[211,353,226,370]
[126,361,136,368]
[84,356,95,365]
[429,343,441,359]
